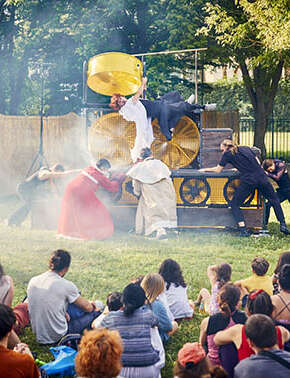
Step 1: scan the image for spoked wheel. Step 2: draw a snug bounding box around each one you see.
[224,178,254,205]
[180,178,210,206]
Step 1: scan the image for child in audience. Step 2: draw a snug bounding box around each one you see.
[199,283,247,366]
[195,263,232,315]
[214,290,289,362]
[92,292,122,329]
[235,257,273,298]
[141,273,178,343]
[75,328,123,378]
[272,251,290,294]
[159,259,194,320]
[271,264,290,325]
[173,342,227,378]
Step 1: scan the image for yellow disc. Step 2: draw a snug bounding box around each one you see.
[87,52,143,96]
[89,113,200,169]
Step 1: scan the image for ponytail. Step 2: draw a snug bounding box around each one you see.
[221,139,238,154]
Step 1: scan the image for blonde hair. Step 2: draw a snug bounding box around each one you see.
[141,273,165,303]
[221,139,238,154]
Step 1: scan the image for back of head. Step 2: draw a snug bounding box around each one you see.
[159,259,186,289]
[274,251,290,275]
[246,289,273,316]
[216,263,232,288]
[0,304,16,340]
[139,147,152,160]
[245,314,277,349]
[262,159,274,171]
[106,292,123,312]
[49,249,71,272]
[51,163,65,172]
[251,257,269,276]
[218,283,241,317]
[109,94,125,111]
[278,264,290,291]
[75,328,123,378]
[221,139,238,154]
[122,283,146,316]
[141,273,165,304]
[96,158,111,171]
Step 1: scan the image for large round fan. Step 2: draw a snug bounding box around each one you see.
[224,178,255,204]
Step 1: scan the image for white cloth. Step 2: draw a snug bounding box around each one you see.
[157,292,174,321]
[127,158,171,184]
[164,284,193,319]
[27,271,79,344]
[119,98,154,162]
[0,275,11,304]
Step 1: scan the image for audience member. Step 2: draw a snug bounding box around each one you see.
[214,290,289,362]
[195,263,232,315]
[27,249,99,344]
[0,304,39,378]
[92,292,122,329]
[235,257,273,296]
[75,328,123,378]
[199,283,247,366]
[234,314,290,378]
[159,259,194,320]
[273,252,290,294]
[173,342,227,378]
[101,283,162,378]
[271,264,290,325]
[141,273,178,343]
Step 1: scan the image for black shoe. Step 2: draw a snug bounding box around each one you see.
[239,228,250,237]
[280,223,290,235]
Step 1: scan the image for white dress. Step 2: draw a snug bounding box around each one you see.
[119,98,154,162]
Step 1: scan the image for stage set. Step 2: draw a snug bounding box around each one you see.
[83,51,265,234]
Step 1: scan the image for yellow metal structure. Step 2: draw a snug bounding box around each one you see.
[89,114,200,169]
[87,52,143,96]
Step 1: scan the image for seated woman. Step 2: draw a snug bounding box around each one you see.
[0,264,14,307]
[75,328,123,378]
[199,283,247,367]
[271,264,290,325]
[101,283,162,378]
[158,259,194,320]
[214,290,290,362]
[141,273,178,343]
[195,263,232,315]
[272,251,290,294]
[173,342,227,378]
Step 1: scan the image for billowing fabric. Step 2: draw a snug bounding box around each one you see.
[119,98,154,162]
[58,166,119,240]
[128,159,177,235]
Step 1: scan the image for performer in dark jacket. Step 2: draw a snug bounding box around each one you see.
[262,159,290,224]
[200,139,289,236]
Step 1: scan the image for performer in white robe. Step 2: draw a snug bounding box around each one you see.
[127,148,177,239]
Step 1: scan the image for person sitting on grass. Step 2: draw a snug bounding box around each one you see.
[235,257,273,306]
[199,283,247,367]
[27,249,100,344]
[75,328,123,378]
[271,264,290,326]
[173,342,227,378]
[234,314,290,378]
[92,292,122,329]
[141,273,178,343]
[0,304,39,378]
[158,259,194,321]
[272,251,290,294]
[214,290,290,362]
[195,263,232,315]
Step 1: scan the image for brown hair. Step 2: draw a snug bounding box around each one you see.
[216,263,232,289]
[49,249,71,272]
[141,273,165,304]
[109,94,126,111]
[75,328,123,378]
[246,290,273,316]
[173,358,227,378]
[245,314,277,349]
[262,159,274,171]
[251,257,269,276]
[274,251,290,275]
[218,283,241,317]
[221,139,238,154]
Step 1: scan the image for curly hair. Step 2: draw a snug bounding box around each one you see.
[159,259,186,290]
[75,329,123,378]
[109,94,126,111]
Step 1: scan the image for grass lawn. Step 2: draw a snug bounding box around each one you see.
[0,198,289,377]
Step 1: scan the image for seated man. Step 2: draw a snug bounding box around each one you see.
[234,314,290,378]
[27,249,100,344]
[0,304,39,378]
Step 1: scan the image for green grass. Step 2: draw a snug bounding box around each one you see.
[0,198,290,377]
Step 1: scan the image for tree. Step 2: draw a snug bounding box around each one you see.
[198,0,289,156]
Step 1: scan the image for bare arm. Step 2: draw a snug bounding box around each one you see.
[207,265,218,286]
[214,324,243,349]
[199,317,209,345]
[132,77,147,103]
[279,326,290,345]
[199,165,224,173]
[73,296,94,312]
[38,169,81,180]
